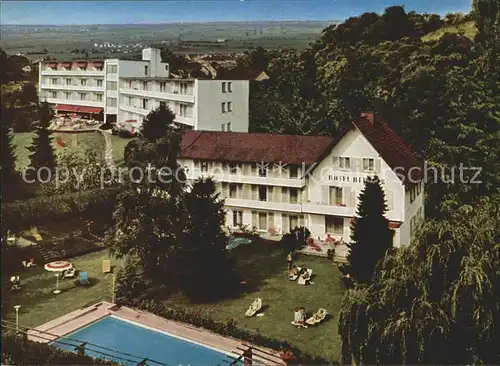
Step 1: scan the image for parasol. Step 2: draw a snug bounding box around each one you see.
[45,261,73,294]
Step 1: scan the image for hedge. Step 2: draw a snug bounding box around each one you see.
[128,298,335,365]
[2,187,121,231]
[1,334,120,365]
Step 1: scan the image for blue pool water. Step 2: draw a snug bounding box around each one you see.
[54,316,236,366]
[226,236,253,250]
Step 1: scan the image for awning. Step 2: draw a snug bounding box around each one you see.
[124,119,137,123]
[78,106,103,114]
[55,104,80,112]
[47,62,58,68]
[93,61,104,67]
[77,62,88,68]
[62,62,72,68]
[389,221,402,229]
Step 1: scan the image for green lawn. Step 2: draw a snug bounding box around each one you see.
[422,21,477,42]
[3,250,121,328]
[13,132,106,172]
[108,134,134,166]
[163,244,346,362]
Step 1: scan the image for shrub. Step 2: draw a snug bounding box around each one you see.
[281,226,310,253]
[115,258,146,305]
[128,298,333,364]
[1,187,121,231]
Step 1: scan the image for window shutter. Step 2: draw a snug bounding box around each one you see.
[332,156,339,168]
[350,190,356,207]
[268,212,274,229]
[251,185,258,200]
[252,211,258,228]
[282,187,288,203]
[301,188,307,203]
[322,186,329,205]
[268,186,274,202]
[343,187,351,206]
[243,184,251,199]
[274,187,280,202]
[375,159,381,174]
[355,158,362,172]
[386,190,394,210]
[282,214,289,233]
[222,183,229,198]
[243,163,251,175]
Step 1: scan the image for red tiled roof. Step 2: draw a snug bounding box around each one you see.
[352,116,424,185]
[218,68,267,80]
[179,131,334,165]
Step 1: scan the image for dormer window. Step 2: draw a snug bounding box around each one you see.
[363,158,374,171]
[339,157,350,169]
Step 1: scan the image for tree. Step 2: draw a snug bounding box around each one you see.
[338,195,500,365]
[343,176,393,284]
[140,103,176,142]
[1,106,19,200]
[473,0,500,83]
[178,178,235,301]
[20,83,37,105]
[27,102,56,180]
[281,226,310,253]
[115,257,146,305]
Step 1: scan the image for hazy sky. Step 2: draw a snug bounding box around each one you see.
[1,0,473,25]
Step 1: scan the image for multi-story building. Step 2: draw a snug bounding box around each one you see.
[38,48,250,132]
[179,113,425,247]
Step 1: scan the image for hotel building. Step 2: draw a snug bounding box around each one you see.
[38,48,250,132]
[179,113,425,247]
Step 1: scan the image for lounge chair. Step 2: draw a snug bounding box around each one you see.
[102,260,111,274]
[10,276,21,291]
[245,298,262,317]
[298,269,312,285]
[7,230,16,244]
[288,266,302,281]
[64,268,76,278]
[78,271,90,285]
[305,308,327,325]
[290,310,307,328]
[30,227,42,241]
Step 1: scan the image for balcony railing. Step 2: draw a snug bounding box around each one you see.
[119,88,195,103]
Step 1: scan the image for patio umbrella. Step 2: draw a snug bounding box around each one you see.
[45,261,73,294]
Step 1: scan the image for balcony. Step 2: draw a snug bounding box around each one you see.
[301,201,356,217]
[41,97,105,108]
[119,104,150,116]
[225,198,302,213]
[119,88,195,103]
[189,171,306,188]
[40,84,104,92]
[41,69,104,77]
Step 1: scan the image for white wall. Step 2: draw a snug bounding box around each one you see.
[400,181,425,246]
[195,80,249,132]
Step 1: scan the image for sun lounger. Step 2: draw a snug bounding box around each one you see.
[78,271,90,285]
[64,268,76,278]
[30,227,42,241]
[102,260,111,274]
[288,266,302,281]
[245,298,262,317]
[298,269,312,285]
[10,276,21,290]
[305,308,327,325]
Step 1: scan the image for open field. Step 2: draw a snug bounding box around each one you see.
[13,132,106,171]
[1,21,334,57]
[422,20,477,41]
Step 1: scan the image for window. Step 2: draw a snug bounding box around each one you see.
[339,157,351,169]
[142,99,148,109]
[229,163,240,174]
[326,216,343,234]
[128,81,133,89]
[180,82,188,94]
[80,79,87,86]
[80,93,87,101]
[226,122,231,131]
[416,182,421,195]
[289,215,298,230]
[106,81,117,90]
[144,65,148,76]
[289,165,298,178]
[160,82,166,92]
[222,102,226,113]
[259,186,267,201]
[329,187,343,205]
[106,65,117,73]
[363,158,374,171]
[65,92,71,99]
[143,81,148,91]
[222,82,226,93]
[221,124,225,131]
[233,210,243,226]
[228,82,232,92]
[96,79,103,87]
[179,104,188,117]
[66,78,71,86]
[159,101,166,108]
[228,102,233,112]
[229,183,240,198]
[106,97,117,107]
[51,91,57,99]
[201,161,208,173]
[96,94,103,102]
[259,212,267,230]
[51,78,57,85]
[257,163,267,177]
[290,188,298,203]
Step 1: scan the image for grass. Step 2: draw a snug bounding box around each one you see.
[163,243,346,362]
[13,131,106,171]
[422,20,477,41]
[3,250,121,328]
[108,134,134,166]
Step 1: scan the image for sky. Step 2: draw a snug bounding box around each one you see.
[1,0,473,25]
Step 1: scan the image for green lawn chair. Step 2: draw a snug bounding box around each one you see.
[79,272,90,285]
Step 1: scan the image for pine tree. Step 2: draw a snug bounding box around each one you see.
[1,105,19,200]
[27,102,56,180]
[343,176,393,284]
[140,103,176,142]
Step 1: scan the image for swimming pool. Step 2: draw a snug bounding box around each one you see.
[53,316,238,366]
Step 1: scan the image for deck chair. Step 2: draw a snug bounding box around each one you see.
[30,226,42,241]
[245,298,262,317]
[7,230,16,244]
[64,268,76,278]
[290,310,307,328]
[10,276,21,290]
[305,308,327,325]
[78,271,90,285]
[298,269,312,285]
[288,266,302,281]
[102,260,111,274]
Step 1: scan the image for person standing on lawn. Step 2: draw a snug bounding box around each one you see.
[287,251,293,271]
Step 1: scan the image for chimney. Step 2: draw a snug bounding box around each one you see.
[360,112,377,126]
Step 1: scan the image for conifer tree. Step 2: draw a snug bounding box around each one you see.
[1,106,19,200]
[27,102,56,180]
[343,176,393,284]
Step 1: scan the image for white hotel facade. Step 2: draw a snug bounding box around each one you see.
[38,48,250,132]
[179,113,425,247]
